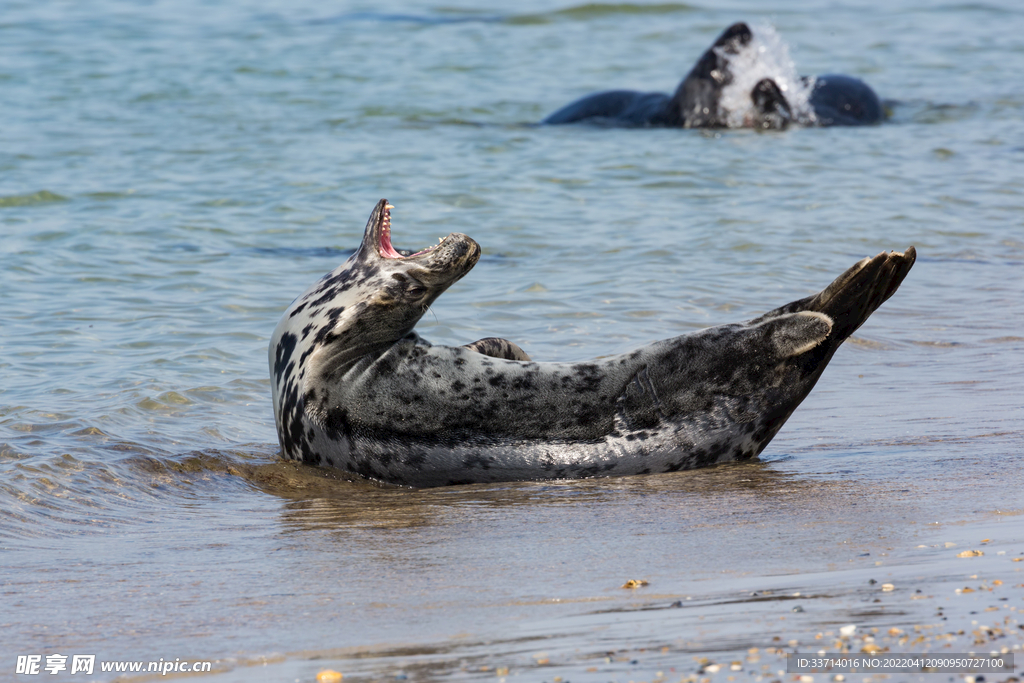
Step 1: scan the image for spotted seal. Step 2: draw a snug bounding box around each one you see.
[269,200,915,487]
[542,22,883,129]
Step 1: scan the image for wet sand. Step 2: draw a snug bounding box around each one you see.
[101,449,1024,683]
[216,540,1024,683]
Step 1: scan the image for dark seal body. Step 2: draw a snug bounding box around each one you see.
[270,200,915,487]
[543,22,883,129]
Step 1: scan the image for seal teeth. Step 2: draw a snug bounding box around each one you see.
[378,203,402,259]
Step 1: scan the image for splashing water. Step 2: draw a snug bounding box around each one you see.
[715,23,817,127]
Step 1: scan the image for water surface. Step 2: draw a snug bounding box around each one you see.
[2,0,1023,680]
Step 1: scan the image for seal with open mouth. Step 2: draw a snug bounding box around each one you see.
[269,200,915,487]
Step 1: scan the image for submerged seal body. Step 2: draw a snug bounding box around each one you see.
[543,22,882,129]
[270,200,915,487]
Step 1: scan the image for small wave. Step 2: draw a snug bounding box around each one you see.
[82,190,138,201]
[309,4,694,28]
[309,11,502,26]
[509,3,694,25]
[885,100,981,125]
[715,23,817,128]
[247,246,355,258]
[0,443,279,542]
[0,190,68,208]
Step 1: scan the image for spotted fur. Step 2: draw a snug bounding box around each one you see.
[269,199,916,487]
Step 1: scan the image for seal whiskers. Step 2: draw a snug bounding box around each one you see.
[269,200,915,487]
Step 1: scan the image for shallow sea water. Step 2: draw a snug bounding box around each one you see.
[2,1,1023,681]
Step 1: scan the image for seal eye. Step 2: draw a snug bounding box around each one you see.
[407,285,427,298]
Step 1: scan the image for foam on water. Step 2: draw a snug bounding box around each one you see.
[715,23,817,127]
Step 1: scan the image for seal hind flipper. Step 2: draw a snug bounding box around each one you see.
[463,337,532,362]
[753,247,917,342]
[811,247,916,340]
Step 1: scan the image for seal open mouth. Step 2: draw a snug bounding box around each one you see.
[377,202,452,260]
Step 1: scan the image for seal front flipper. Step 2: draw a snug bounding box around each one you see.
[751,311,833,358]
[463,337,532,361]
[751,78,793,130]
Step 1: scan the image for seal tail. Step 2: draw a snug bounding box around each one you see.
[753,247,916,343]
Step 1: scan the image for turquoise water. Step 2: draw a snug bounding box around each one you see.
[2,1,1023,680]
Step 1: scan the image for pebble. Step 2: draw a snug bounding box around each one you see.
[316,671,342,683]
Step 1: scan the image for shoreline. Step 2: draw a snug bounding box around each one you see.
[113,515,1024,683]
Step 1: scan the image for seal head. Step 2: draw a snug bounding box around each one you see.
[283,200,478,382]
[270,200,479,465]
